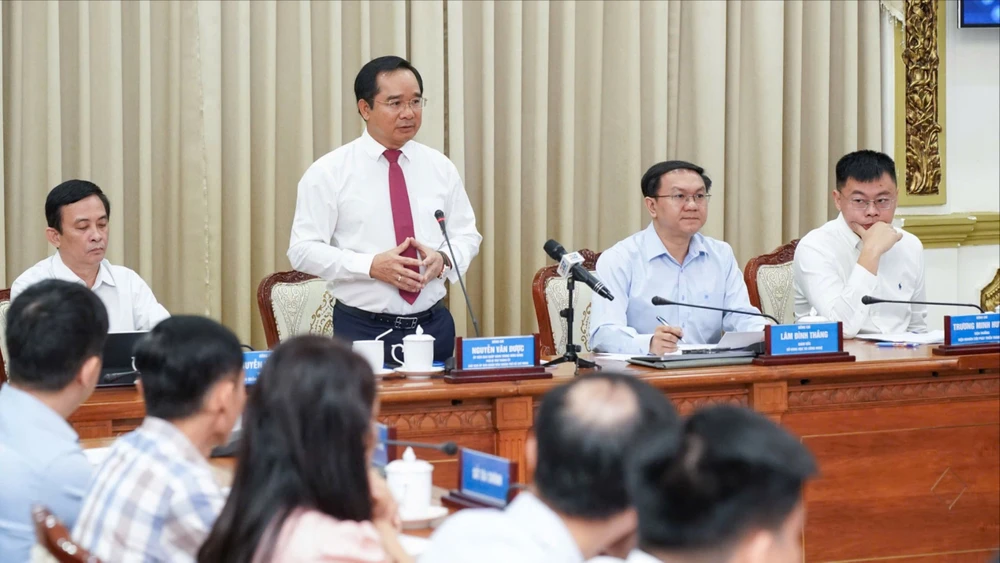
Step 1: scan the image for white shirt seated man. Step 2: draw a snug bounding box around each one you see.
[793,150,927,338]
[421,373,680,563]
[10,179,169,332]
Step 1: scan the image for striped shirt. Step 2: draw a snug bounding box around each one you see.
[73,417,225,562]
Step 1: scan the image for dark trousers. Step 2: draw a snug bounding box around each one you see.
[333,301,456,365]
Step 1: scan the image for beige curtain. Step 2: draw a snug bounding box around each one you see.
[1,0,881,346]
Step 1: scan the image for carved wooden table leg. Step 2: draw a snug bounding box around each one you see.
[493,396,534,483]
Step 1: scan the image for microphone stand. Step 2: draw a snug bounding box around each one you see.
[544,275,599,372]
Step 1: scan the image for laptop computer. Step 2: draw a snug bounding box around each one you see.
[97,332,147,388]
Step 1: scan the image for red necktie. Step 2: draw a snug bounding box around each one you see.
[384,149,420,304]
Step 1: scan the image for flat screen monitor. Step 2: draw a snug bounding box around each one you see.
[959,0,1000,28]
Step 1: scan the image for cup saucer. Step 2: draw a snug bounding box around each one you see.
[393,366,444,379]
[401,505,449,529]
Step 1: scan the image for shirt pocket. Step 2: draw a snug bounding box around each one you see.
[415,198,448,247]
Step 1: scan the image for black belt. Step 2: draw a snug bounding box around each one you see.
[334,301,444,330]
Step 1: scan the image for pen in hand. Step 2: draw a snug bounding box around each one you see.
[656,316,683,343]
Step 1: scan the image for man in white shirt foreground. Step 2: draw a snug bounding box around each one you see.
[11,180,170,332]
[625,405,817,563]
[793,150,927,337]
[288,56,481,364]
[74,316,246,562]
[422,372,680,563]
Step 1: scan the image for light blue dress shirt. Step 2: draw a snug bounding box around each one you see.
[0,384,92,563]
[589,223,766,354]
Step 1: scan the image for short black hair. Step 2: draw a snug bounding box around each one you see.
[629,405,818,554]
[45,179,111,232]
[533,372,680,519]
[6,279,109,391]
[641,160,713,198]
[353,56,424,112]
[133,315,243,420]
[835,150,897,190]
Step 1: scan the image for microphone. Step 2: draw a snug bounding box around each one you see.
[651,296,780,325]
[435,210,481,337]
[385,439,459,455]
[543,239,614,301]
[861,295,985,313]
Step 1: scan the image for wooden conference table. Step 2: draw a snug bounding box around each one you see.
[71,341,999,563]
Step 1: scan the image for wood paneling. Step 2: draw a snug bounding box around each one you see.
[72,341,1000,562]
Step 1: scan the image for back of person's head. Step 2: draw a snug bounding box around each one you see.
[198,335,377,563]
[532,372,679,520]
[629,405,817,563]
[835,150,897,190]
[6,279,109,393]
[133,315,243,421]
[45,179,111,232]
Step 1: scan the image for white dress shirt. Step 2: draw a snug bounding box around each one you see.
[793,214,927,338]
[420,492,584,563]
[10,252,170,333]
[287,129,482,315]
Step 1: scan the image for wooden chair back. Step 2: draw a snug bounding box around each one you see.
[531,250,602,356]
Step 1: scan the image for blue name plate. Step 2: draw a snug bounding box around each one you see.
[460,335,536,370]
[243,351,271,386]
[372,423,390,469]
[460,449,512,506]
[768,322,841,356]
[948,313,1000,346]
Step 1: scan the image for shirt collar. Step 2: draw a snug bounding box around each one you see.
[359,128,416,163]
[52,251,116,289]
[0,384,79,442]
[137,416,211,468]
[506,492,585,561]
[833,213,864,251]
[640,223,709,264]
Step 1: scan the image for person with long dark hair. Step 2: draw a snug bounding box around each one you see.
[198,336,412,563]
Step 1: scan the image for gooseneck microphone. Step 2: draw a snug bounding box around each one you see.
[435,210,481,337]
[543,239,614,301]
[651,296,780,325]
[861,295,985,313]
[385,439,459,456]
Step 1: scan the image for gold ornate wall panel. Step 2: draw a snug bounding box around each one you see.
[895,0,949,206]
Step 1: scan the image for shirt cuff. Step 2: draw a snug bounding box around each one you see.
[636,333,654,355]
[848,263,879,295]
[343,251,376,278]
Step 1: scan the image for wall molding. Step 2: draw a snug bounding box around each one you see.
[898,212,1000,248]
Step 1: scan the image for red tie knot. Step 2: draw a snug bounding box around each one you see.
[384,149,402,164]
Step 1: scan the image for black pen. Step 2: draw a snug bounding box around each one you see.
[655,316,683,343]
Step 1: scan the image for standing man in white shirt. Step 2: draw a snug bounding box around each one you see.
[793,150,927,338]
[10,180,170,332]
[288,56,481,364]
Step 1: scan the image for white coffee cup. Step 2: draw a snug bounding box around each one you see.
[353,340,385,373]
[385,447,434,519]
[391,325,435,371]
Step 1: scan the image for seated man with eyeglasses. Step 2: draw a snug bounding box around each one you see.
[793,150,927,338]
[590,161,768,356]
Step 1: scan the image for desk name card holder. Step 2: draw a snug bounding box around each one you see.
[242,351,271,386]
[933,313,1000,356]
[753,322,854,366]
[445,334,551,383]
[442,448,519,510]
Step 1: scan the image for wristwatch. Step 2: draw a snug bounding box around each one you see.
[437,251,452,279]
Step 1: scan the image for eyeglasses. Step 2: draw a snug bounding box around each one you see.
[650,193,712,206]
[847,197,895,210]
[375,97,428,113]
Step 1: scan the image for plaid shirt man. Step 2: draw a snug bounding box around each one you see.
[73,417,225,562]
